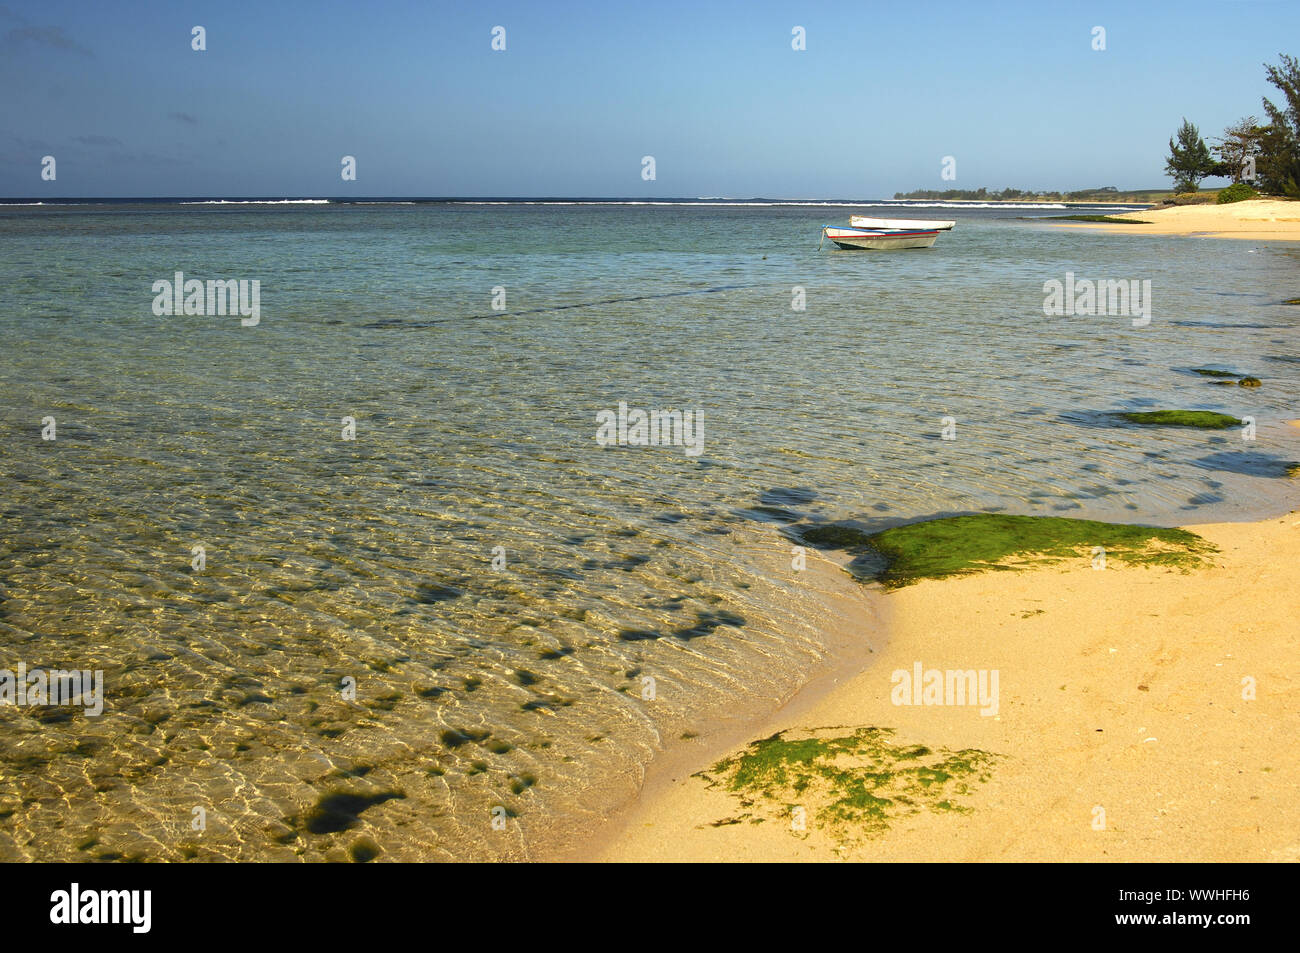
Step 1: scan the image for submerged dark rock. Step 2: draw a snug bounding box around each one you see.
[414,582,464,604]
[673,610,745,641]
[302,791,405,835]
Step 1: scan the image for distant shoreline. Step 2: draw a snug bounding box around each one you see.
[895,189,1177,203]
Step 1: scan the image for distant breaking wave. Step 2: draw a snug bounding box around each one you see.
[445,199,1148,210]
[0,197,1150,211]
[178,199,332,205]
[874,200,1069,210]
[446,200,892,207]
[449,200,1047,208]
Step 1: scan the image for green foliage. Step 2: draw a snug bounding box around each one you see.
[801,514,1215,588]
[893,186,1046,201]
[893,187,1171,203]
[1213,116,1266,184]
[1216,182,1259,203]
[1258,54,1300,197]
[1166,118,1214,192]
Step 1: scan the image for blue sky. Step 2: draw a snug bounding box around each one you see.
[1,0,1296,197]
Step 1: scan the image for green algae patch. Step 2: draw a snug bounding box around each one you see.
[802,513,1215,589]
[1118,410,1241,428]
[1189,370,1262,388]
[798,523,876,549]
[700,727,998,842]
[1050,214,1152,224]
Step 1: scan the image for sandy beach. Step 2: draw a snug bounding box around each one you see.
[1054,198,1300,241]
[586,511,1300,862]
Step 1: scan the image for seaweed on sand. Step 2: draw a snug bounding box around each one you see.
[799,513,1215,588]
[700,727,998,843]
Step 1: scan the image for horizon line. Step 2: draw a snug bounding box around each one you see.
[0,193,1166,204]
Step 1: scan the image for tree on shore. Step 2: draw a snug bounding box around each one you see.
[1165,119,1214,192]
[1257,54,1300,197]
[1212,117,1265,183]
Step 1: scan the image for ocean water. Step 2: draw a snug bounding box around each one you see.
[1,201,1297,860]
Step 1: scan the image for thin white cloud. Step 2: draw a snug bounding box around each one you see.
[0,5,93,56]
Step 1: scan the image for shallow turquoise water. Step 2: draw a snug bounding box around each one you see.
[1,202,1297,859]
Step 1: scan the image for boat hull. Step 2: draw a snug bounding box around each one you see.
[849,216,955,230]
[823,227,939,250]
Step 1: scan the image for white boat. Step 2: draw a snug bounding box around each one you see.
[848,215,955,230]
[820,225,940,250]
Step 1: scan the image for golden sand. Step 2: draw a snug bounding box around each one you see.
[584,513,1300,862]
[1054,198,1300,241]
